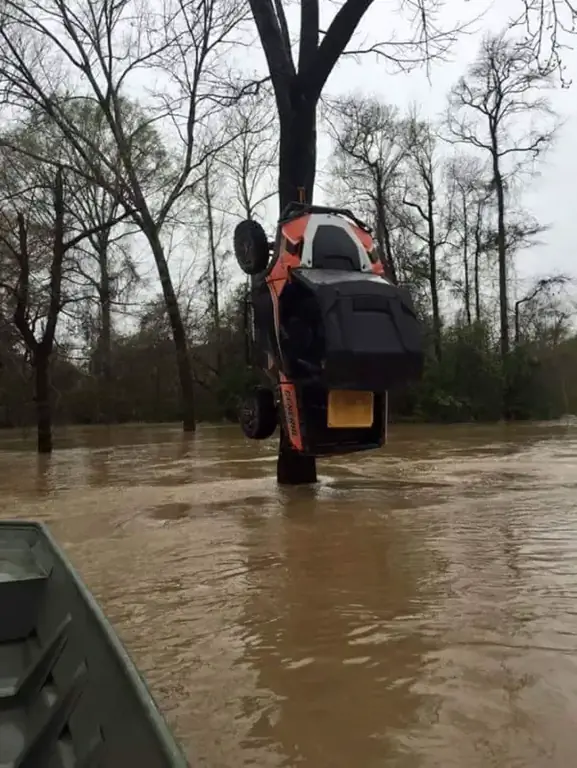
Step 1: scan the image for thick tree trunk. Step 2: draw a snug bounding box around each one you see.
[278,101,317,210]
[277,429,318,485]
[242,0,378,484]
[34,351,52,454]
[100,286,112,416]
[145,225,196,431]
[276,100,318,484]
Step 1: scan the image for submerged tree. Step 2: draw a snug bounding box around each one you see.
[248,0,467,483]
[0,145,128,452]
[0,0,249,432]
[70,195,140,424]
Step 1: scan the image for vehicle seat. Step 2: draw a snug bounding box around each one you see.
[311,225,361,271]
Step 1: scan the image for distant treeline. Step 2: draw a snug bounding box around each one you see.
[2,285,576,430]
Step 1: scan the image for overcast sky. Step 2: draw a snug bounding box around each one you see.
[310,0,577,285]
[127,0,577,311]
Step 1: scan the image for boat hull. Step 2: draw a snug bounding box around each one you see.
[0,520,189,768]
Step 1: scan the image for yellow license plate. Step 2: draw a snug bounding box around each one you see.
[327,390,374,428]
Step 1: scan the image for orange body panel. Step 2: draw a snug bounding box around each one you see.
[353,225,373,252]
[269,236,301,281]
[267,235,300,358]
[278,373,303,451]
[281,214,311,248]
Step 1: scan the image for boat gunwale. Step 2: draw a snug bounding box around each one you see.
[0,519,190,768]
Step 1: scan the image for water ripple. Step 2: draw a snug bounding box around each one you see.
[1,422,577,766]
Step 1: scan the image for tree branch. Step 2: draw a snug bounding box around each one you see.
[403,197,429,223]
[299,0,320,74]
[305,0,373,100]
[273,0,293,61]
[248,0,295,112]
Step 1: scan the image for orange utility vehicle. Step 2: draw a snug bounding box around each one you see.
[234,202,423,456]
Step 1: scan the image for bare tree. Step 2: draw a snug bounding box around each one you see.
[217,94,278,373]
[0,147,128,452]
[327,96,411,282]
[446,31,557,370]
[510,0,577,81]
[470,187,494,324]
[514,275,571,345]
[0,0,249,431]
[196,156,233,374]
[445,154,492,325]
[249,0,468,210]
[402,115,453,361]
[48,102,143,422]
[219,93,278,221]
[69,195,140,423]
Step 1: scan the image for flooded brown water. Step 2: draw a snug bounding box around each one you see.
[1,422,577,767]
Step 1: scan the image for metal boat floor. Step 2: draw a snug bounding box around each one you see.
[0,522,189,768]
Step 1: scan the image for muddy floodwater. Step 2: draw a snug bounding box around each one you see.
[1,422,577,766]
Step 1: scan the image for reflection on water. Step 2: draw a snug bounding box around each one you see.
[2,422,577,766]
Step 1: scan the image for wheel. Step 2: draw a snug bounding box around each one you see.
[240,387,278,440]
[234,219,270,275]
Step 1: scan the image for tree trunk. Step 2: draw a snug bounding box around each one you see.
[145,223,196,431]
[34,350,52,454]
[492,142,510,418]
[375,206,386,264]
[277,429,317,485]
[474,206,482,323]
[429,244,442,361]
[514,301,521,345]
[244,0,378,483]
[492,154,509,360]
[462,193,471,326]
[375,178,398,283]
[427,194,442,362]
[276,100,318,484]
[97,242,112,422]
[381,214,398,284]
[278,100,317,210]
[205,171,221,373]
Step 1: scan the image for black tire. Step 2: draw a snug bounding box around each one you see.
[234,219,270,275]
[240,387,278,440]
